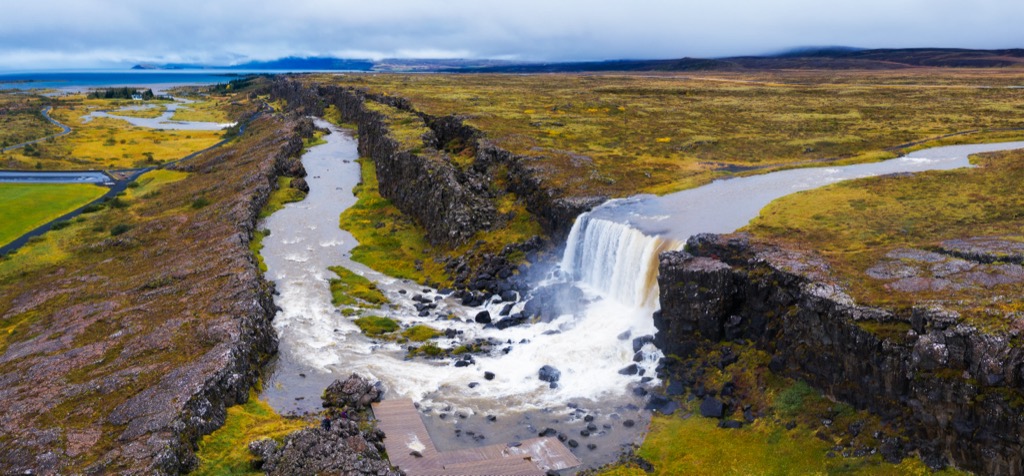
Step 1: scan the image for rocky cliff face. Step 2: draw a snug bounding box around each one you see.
[265,78,602,245]
[655,233,1024,475]
[0,116,307,474]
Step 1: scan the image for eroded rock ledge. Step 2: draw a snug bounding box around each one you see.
[655,233,1024,475]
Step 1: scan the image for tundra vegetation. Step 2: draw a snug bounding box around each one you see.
[0,92,61,151]
[745,147,1024,332]
[304,70,1024,197]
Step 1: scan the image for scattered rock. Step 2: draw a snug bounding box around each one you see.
[618,364,639,375]
[539,365,561,383]
[474,311,492,324]
[323,374,382,412]
[699,397,724,418]
[718,420,743,429]
[632,335,655,353]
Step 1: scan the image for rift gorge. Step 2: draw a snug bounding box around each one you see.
[3,66,1024,476]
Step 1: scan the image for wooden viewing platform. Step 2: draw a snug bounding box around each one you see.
[372,398,582,475]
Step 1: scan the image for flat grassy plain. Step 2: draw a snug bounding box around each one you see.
[0,183,107,247]
[306,69,1024,196]
[171,98,233,123]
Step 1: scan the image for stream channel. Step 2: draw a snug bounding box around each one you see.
[259,122,1024,470]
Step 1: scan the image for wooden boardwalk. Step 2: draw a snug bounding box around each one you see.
[372,398,582,476]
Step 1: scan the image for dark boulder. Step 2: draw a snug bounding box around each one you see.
[699,397,724,418]
[500,290,518,302]
[538,365,561,383]
[474,311,492,324]
[323,374,382,412]
[632,335,655,353]
[290,177,309,193]
[718,420,743,429]
[495,313,529,330]
[618,364,639,375]
[645,394,681,415]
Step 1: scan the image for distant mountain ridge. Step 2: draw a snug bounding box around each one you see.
[464,48,1024,73]
[132,56,375,71]
[132,48,1024,73]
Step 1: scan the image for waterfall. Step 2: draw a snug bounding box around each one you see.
[560,211,682,310]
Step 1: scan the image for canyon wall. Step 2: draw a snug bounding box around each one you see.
[656,233,1024,475]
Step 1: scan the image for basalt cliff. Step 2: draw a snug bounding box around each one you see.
[656,233,1024,475]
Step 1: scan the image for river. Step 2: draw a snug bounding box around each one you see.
[258,128,1024,470]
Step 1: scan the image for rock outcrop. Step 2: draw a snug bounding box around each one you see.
[251,374,401,476]
[265,78,603,247]
[655,233,1024,475]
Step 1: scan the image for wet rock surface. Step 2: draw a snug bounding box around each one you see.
[656,233,1024,475]
[252,375,401,476]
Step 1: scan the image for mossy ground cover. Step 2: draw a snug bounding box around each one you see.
[306,70,1024,197]
[0,183,108,247]
[193,390,312,476]
[257,177,306,219]
[328,266,387,308]
[338,157,450,284]
[600,414,960,476]
[745,148,1024,331]
[335,115,542,286]
[597,346,967,476]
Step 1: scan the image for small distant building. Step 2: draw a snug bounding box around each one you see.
[131,94,143,101]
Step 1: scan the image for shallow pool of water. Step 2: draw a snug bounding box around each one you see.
[0,170,111,184]
[81,98,235,131]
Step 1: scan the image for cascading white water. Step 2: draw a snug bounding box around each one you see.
[561,211,682,309]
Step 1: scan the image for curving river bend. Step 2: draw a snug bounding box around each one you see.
[258,123,1024,469]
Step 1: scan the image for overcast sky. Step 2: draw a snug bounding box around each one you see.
[1,0,1022,70]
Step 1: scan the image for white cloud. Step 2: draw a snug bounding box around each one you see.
[0,0,1022,69]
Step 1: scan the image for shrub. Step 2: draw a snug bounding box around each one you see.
[775,380,816,417]
[110,224,132,236]
[191,197,211,209]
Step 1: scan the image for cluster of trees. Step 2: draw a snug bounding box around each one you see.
[87,88,161,100]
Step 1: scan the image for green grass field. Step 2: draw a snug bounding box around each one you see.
[0,183,107,247]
